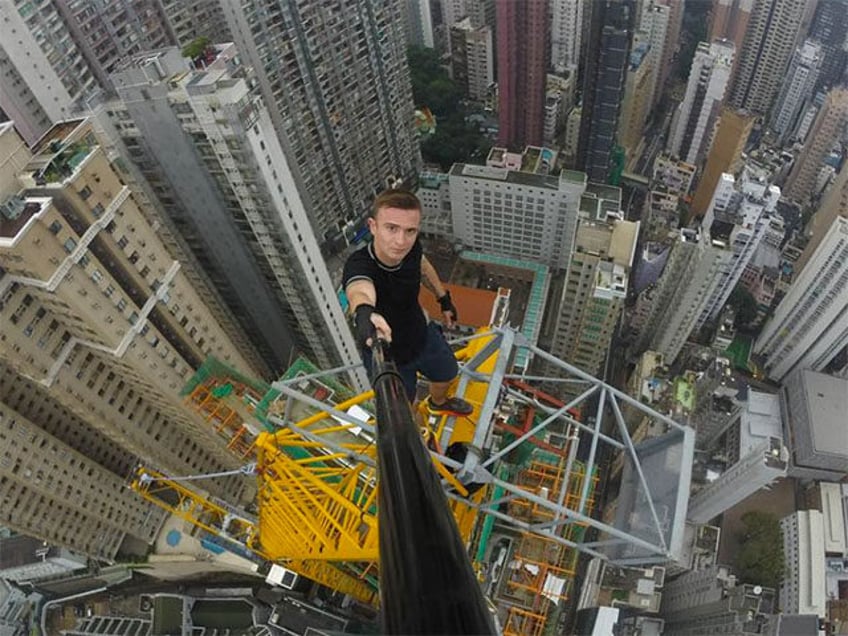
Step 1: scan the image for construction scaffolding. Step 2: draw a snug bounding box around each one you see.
[130,326,694,632]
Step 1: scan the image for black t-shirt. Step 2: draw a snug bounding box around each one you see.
[342,240,428,364]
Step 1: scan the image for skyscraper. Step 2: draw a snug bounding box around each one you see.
[221,0,422,246]
[668,40,735,166]
[769,40,823,143]
[403,0,436,48]
[496,0,548,149]
[783,88,848,206]
[808,0,848,92]
[577,0,633,183]
[550,0,584,73]
[754,216,848,381]
[550,214,638,378]
[618,41,656,164]
[0,118,259,556]
[634,227,731,363]
[450,18,494,101]
[727,0,812,115]
[0,0,226,146]
[695,167,780,330]
[708,0,753,58]
[105,47,362,378]
[690,107,755,218]
[687,393,787,524]
[793,160,848,276]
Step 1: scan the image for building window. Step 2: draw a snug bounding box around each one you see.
[78,186,92,200]
[63,237,77,253]
[49,221,62,235]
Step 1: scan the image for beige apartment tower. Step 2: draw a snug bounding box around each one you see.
[783,88,848,206]
[0,119,265,558]
[690,108,755,218]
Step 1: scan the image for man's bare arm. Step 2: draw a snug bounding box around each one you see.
[421,255,447,298]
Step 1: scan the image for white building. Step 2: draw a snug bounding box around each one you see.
[687,392,788,524]
[449,164,585,269]
[769,40,822,143]
[755,215,848,381]
[668,40,735,165]
[780,510,826,618]
[450,18,494,101]
[695,168,780,330]
[550,0,583,74]
[820,482,847,556]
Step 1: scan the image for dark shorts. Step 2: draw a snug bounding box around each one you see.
[363,322,459,401]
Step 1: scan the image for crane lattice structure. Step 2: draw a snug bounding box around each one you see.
[131,327,693,630]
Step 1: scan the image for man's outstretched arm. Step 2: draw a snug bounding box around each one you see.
[346,279,392,345]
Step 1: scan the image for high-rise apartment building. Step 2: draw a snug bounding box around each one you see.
[159,0,232,47]
[0,2,97,145]
[550,214,638,378]
[450,18,494,102]
[105,47,362,379]
[402,0,435,48]
[634,227,731,363]
[769,40,822,143]
[618,42,656,165]
[661,564,777,635]
[783,88,848,206]
[649,0,684,105]
[690,107,755,218]
[687,394,788,524]
[694,168,780,330]
[794,161,848,276]
[549,0,583,73]
[577,0,633,183]
[0,0,228,146]
[221,0,422,246]
[0,118,260,555]
[727,0,812,115]
[780,510,827,618]
[668,40,734,166]
[808,0,848,92]
[496,0,548,149]
[755,216,848,381]
[449,164,585,270]
[708,0,752,59]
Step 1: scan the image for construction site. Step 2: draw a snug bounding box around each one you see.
[131,325,694,635]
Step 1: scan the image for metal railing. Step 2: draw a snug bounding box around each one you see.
[371,340,495,635]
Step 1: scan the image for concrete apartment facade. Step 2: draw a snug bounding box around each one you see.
[449,163,585,270]
[769,40,822,143]
[780,510,826,618]
[222,0,422,246]
[695,168,780,330]
[668,40,734,166]
[0,119,262,556]
[755,216,848,381]
[551,216,639,378]
[104,48,362,382]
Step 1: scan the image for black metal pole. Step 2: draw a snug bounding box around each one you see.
[371,340,496,635]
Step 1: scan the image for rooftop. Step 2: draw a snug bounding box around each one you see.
[418,283,498,329]
[799,370,848,456]
[452,163,561,190]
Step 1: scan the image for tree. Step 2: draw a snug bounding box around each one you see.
[728,286,759,327]
[182,36,210,61]
[736,511,784,589]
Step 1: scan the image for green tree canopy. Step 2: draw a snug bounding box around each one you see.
[182,36,210,60]
[729,286,759,327]
[736,510,784,589]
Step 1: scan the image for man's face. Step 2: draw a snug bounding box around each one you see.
[368,205,421,266]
